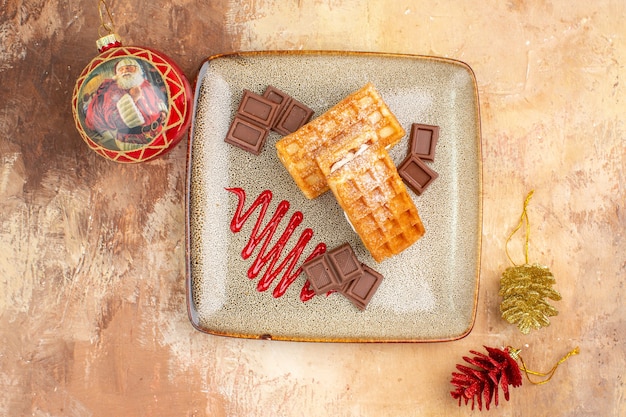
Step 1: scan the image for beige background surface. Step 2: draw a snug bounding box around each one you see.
[1,0,624,416]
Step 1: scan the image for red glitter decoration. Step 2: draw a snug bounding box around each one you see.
[450,346,523,410]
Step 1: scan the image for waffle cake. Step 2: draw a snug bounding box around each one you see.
[276,83,405,199]
[324,141,425,262]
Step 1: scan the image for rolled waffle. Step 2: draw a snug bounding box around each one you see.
[276,83,405,199]
[325,142,425,262]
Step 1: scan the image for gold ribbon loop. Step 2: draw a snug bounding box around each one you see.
[98,0,116,37]
[505,190,534,266]
[508,346,580,385]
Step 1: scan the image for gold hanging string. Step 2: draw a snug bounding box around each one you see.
[98,0,116,37]
[505,190,534,266]
[508,346,580,385]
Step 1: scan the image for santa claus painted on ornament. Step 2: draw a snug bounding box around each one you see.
[84,57,168,151]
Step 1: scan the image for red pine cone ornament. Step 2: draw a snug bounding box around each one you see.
[450,346,523,410]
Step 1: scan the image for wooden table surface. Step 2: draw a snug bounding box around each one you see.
[1,1,624,416]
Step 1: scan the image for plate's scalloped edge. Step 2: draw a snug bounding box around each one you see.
[184,50,483,343]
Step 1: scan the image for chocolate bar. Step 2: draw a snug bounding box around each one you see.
[302,243,363,294]
[237,89,280,128]
[397,154,439,195]
[224,115,269,155]
[327,243,364,283]
[273,98,314,136]
[302,243,384,310]
[263,85,292,128]
[301,255,337,294]
[225,86,313,155]
[342,264,384,311]
[409,123,439,161]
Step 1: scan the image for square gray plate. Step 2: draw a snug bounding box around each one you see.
[186,51,482,342]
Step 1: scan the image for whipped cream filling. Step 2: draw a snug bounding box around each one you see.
[330,143,371,173]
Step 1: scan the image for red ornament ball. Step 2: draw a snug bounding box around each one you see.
[72,34,192,163]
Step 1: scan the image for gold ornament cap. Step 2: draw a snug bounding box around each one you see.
[96,33,122,53]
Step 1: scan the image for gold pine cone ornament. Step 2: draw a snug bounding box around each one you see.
[500,263,561,334]
[499,191,561,334]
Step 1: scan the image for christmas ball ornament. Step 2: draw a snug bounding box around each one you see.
[71,2,192,163]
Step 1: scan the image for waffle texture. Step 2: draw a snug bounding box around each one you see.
[276,83,405,199]
[325,144,425,262]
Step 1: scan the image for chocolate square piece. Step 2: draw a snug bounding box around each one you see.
[263,85,292,127]
[342,264,384,310]
[224,115,269,155]
[237,89,280,128]
[409,123,439,161]
[398,154,439,195]
[302,243,363,295]
[327,243,363,284]
[274,98,314,135]
[302,255,339,295]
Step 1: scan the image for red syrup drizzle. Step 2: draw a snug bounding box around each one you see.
[226,187,327,301]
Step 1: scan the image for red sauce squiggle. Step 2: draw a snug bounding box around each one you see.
[299,281,317,302]
[226,187,327,301]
